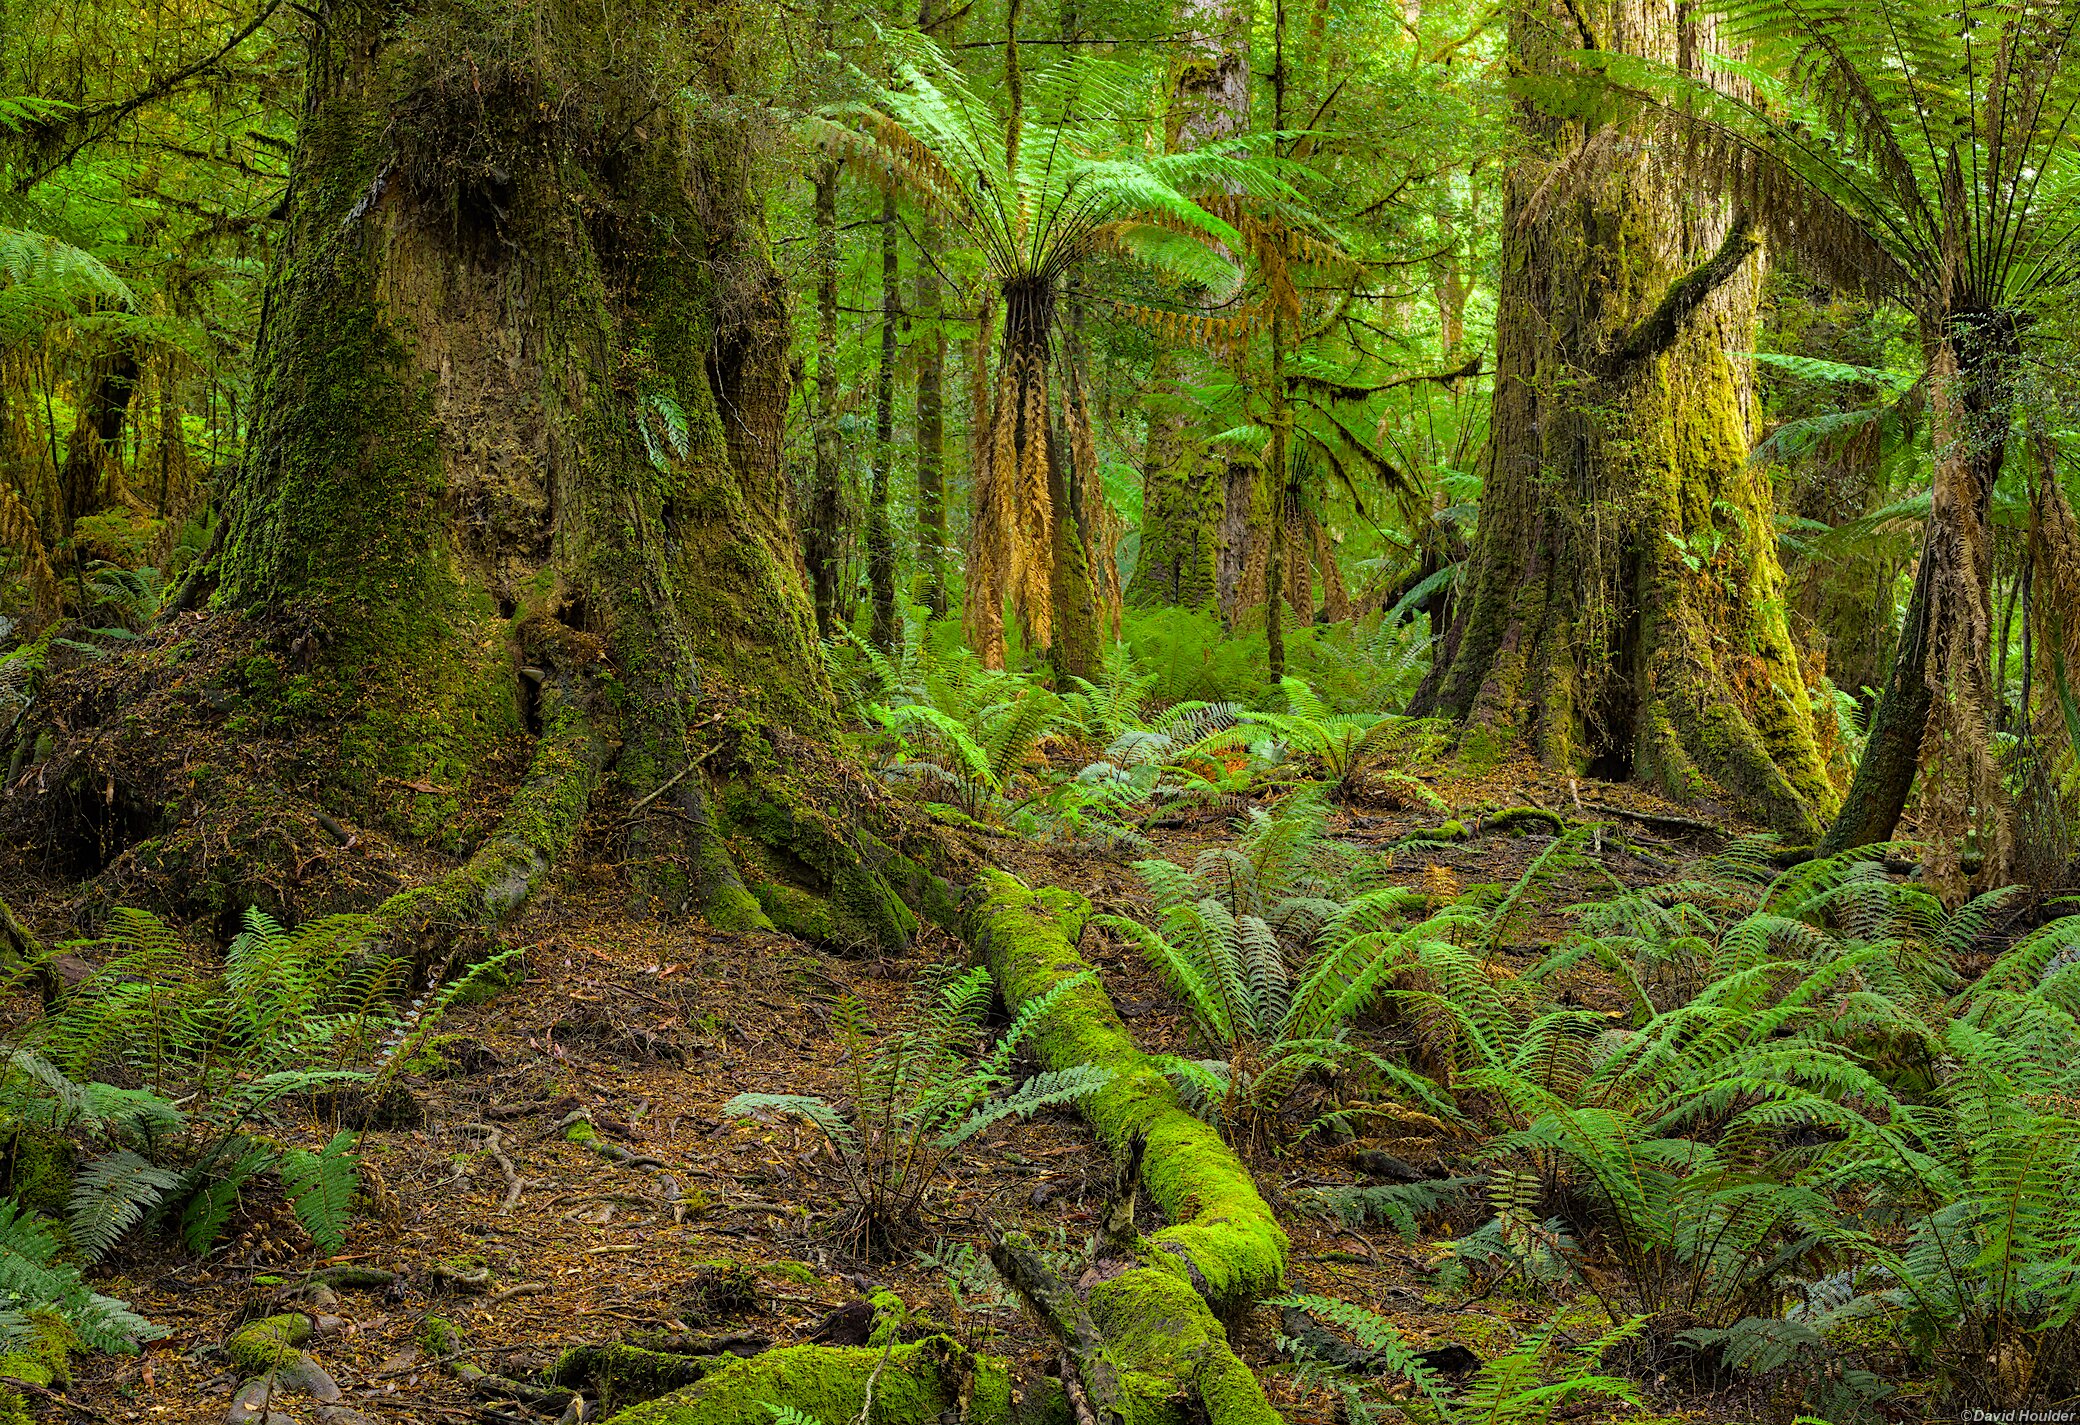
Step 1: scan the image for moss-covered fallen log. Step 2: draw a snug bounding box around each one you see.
[599,1337,1018,1425]
[596,867,1288,1425]
[968,870,1287,1310]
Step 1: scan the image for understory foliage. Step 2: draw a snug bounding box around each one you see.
[724,964,1109,1256]
[1094,790,1458,1151]
[1289,836,2080,1418]
[0,1197,161,1354]
[1276,1291,1647,1424]
[840,611,1448,848]
[1,906,394,1269]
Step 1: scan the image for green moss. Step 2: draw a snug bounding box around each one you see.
[761,1261,819,1288]
[598,1337,1015,1425]
[551,1343,720,1412]
[448,951,525,1006]
[1455,726,1504,775]
[1,1129,76,1217]
[399,1032,473,1076]
[754,881,834,942]
[418,1316,465,1357]
[718,787,921,953]
[866,1289,908,1347]
[566,1120,598,1144]
[679,1261,760,1324]
[1087,1268,1282,1425]
[970,871,1286,1308]
[227,1313,313,1373]
[0,1312,71,1389]
[1128,433,1224,610]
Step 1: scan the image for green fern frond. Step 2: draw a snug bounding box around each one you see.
[278,1131,359,1255]
[68,1150,181,1263]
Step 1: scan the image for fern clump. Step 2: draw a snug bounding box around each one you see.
[1186,676,1449,805]
[0,1197,162,1355]
[1096,793,1458,1152]
[1275,1292,1645,1425]
[725,965,1109,1256]
[0,906,398,1266]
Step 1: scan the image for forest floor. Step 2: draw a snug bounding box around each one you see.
[14,757,1775,1425]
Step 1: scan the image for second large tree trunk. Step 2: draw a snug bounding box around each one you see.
[1421,0,1834,838]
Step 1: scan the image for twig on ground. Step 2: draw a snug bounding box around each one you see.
[0,1376,105,1419]
[467,1125,526,1213]
[988,1231,1125,1425]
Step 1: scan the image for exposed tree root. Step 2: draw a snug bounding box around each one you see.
[990,1231,1127,1425]
[374,632,611,962]
[0,894,41,966]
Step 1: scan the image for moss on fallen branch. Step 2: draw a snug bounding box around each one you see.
[599,1336,1018,1425]
[970,871,1287,1310]
[1089,1268,1281,1425]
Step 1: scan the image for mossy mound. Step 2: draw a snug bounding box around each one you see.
[226,1312,313,1373]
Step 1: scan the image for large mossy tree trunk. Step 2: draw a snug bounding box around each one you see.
[196,0,925,950]
[1419,0,1835,838]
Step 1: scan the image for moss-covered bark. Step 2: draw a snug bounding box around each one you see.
[107,0,913,944]
[1422,0,1834,838]
[1130,427,1224,609]
[970,871,1287,1307]
[600,1338,1019,1425]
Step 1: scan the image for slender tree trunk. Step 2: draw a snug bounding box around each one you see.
[57,346,138,534]
[912,0,951,620]
[1129,0,1249,611]
[1132,368,1222,607]
[915,216,948,618]
[1266,309,1290,679]
[1265,0,1292,679]
[1422,0,1833,838]
[867,190,901,650]
[1049,310,1103,680]
[965,292,1003,664]
[805,159,845,637]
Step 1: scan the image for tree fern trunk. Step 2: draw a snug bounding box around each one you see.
[1425,0,1834,838]
[1820,320,2016,884]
